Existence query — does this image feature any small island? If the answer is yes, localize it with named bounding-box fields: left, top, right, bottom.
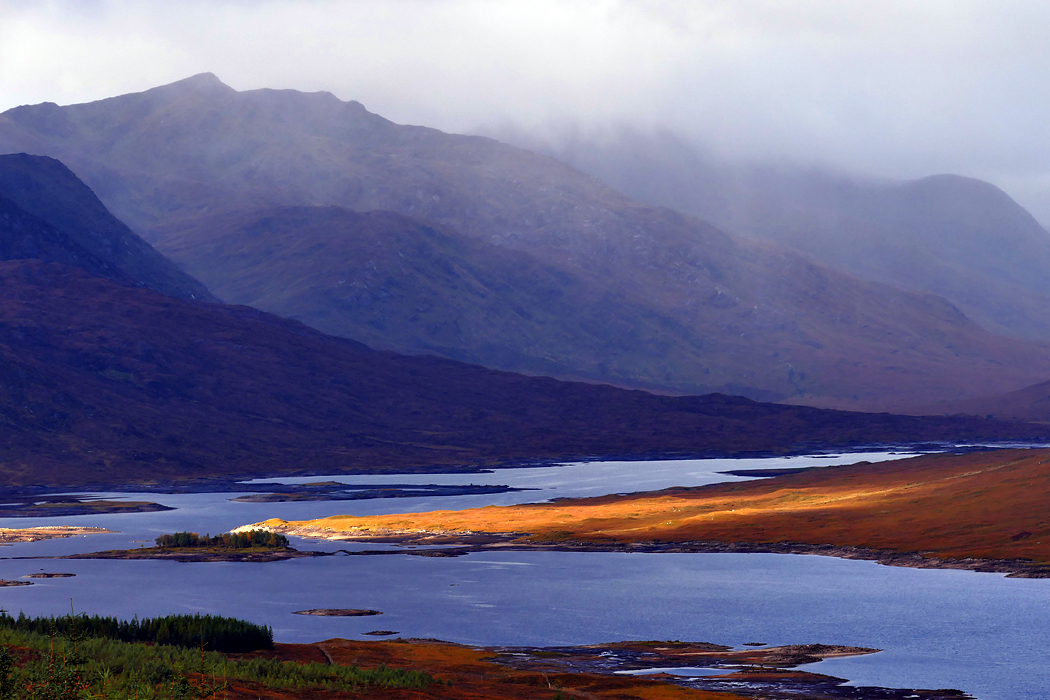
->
left=65, top=529, right=325, bottom=563
left=0, top=526, right=114, bottom=544
left=24, top=573, right=75, bottom=579
left=0, top=497, right=172, bottom=518
left=293, top=609, right=382, bottom=617
left=154, top=530, right=290, bottom=549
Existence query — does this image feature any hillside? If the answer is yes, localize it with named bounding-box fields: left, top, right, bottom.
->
left=917, top=378, right=1050, bottom=422
left=0, top=154, right=214, bottom=301
left=0, top=192, right=140, bottom=285
left=0, top=259, right=1045, bottom=489
left=5, top=75, right=1050, bottom=409
left=527, top=130, right=1050, bottom=341
left=156, top=205, right=719, bottom=386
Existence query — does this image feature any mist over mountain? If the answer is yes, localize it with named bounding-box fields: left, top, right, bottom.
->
left=4, top=75, right=1050, bottom=410
left=0, top=153, right=214, bottom=301
left=509, top=128, right=1050, bottom=342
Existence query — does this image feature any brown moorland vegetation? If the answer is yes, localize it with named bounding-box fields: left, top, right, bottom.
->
left=218, top=638, right=968, bottom=699
left=252, top=448, right=1050, bottom=566
left=273, top=639, right=739, bottom=700
left=3, top=260, right=1047, bottom=489
left=918, top=376, right=1050, bottom=422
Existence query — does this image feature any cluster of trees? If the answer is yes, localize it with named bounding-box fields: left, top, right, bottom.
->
left=0, top=611, right=273, bottom=654
left=154, top=530, right=289, bottom=549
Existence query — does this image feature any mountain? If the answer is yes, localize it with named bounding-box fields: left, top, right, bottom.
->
left=0, top=191, right=139, bottom=285
left=4, top=75, right=1050, bottom=410
left=0, top=153, right=214, bottom=301
left=154, top=205, right=718, bottom=386
left=0, top=259, right=1045, bottom=489
left=518, top=129, right=1050, bottom=342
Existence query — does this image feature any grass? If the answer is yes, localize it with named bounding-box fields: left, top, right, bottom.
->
left=253, top=448, right=1050, bottom=565
left=0, top=625, right=433, bottom=699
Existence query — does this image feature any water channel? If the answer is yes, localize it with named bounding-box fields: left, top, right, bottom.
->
left=0, top=449, right=1043, bottom=699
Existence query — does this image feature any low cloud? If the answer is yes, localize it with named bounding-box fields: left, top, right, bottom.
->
left=3, top=0, right=1050, bottom=219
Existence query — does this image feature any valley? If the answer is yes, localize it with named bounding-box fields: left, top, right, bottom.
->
left=0, top=254, right=1042, bottom=489
left=3, top=69, right=1050, bottom=700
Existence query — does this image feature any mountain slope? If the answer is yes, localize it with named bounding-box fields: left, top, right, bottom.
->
left=0, top=191, right=140, bottom=284
left=0, top=153, right=214, bottom=301
left=524, top=130, right=1050, bottom=341
left=0, top=259, right=1045, bottom=489
left=155, top=205, right=715, bottom=388
left=3, top=75, right=1050, bottom=409
left=917, top=379, right=1050, bottom=422
left=153, top=201, right=1050, bottom=409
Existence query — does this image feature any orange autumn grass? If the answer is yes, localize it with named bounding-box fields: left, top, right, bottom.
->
left=254, top=448, right=1050, bottom=564
left=230, top=639, right=742, bottom=700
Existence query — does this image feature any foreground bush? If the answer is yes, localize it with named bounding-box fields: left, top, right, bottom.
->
left=0, top=620, right=433, bottom=699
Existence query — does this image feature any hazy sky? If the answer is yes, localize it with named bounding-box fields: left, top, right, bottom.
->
left=4, top=0, right=1050, bottom=219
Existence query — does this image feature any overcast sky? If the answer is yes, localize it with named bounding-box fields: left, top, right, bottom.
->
left=4, top=0, right=1050, bottom=219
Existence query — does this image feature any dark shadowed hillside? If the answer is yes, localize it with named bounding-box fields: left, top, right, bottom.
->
left=917, top=379, right=1050, bottom=423
left=0, top=259, right=1044, bottom=489
left=522, top=129, right=1050, bottom=342
left=0, top=153, right=214, bottom=301
left=4, top=75, right=1050, bottom=409
left=0, top=191, right=140, bottom=284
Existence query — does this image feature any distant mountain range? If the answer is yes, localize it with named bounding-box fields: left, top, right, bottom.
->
left=519, top=129, right=1050, bottom=342
left=1, top=258, right=1044, bottom=489
left=3, top=74, right=1050, bottom=411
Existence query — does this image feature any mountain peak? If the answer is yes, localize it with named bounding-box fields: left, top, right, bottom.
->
left=149, top=72, right=235, bottom=97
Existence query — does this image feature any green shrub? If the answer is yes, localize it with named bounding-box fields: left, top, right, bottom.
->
left=0, top=612, right=271, bottom=654
left=0, top=622, right=432, bottom=699
left=154, top=531, right=289, bottom=550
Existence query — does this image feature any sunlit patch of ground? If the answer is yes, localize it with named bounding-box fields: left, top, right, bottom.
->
left=252, top=448, right=1050, bottom=564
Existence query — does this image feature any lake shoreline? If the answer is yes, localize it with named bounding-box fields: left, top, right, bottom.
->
left=244, top=637, right=972, bottom=700
left=44, top=536, right=1050, bottom=578
left=0, top=441, right=1003, bottom=497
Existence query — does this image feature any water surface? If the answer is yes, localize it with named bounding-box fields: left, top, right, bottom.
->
left=0, top=450, right=1040, bottom=700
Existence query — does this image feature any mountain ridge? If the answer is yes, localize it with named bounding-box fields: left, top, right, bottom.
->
left=3, top=76, right=1050, bottom=409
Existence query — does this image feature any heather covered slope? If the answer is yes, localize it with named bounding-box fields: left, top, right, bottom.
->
left=0, top=154, right=214, bottom=301
left=5, top=75, right=1050, bottom=409
left=0, top=192, right=139, bottom=284
left=0, top=259, right=1045, bottom=489
left=918, top=378, right=1050, bottom=423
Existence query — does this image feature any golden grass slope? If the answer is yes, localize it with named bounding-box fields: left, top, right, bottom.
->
left=251, top=448, right=1050, bottom=565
